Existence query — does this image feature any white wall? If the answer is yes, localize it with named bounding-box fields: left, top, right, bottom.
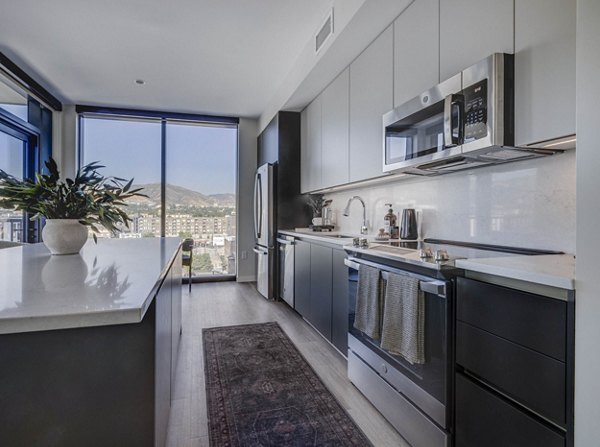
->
left=325, top=151, right=576, bottom=253
left=236, top=118, right=257, bottom=282
left=575, top=0, right=600, bottom=444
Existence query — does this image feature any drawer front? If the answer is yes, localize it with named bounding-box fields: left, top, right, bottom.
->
left=457, top=321, right=566, bottom=426
left=348, top=350, right=449, bottom=447
left=457, top=277, right=566, bottom=361
left=456, top=373, right=565, bottom=447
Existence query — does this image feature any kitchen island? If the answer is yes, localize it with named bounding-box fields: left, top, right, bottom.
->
left=0, top=238, right=182, bottom=447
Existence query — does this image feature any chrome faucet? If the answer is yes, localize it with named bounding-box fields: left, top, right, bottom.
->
left=343, top=196, right=368, bottom=235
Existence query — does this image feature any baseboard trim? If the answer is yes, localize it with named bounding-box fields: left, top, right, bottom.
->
left=236, top=275, right=256, bottom=283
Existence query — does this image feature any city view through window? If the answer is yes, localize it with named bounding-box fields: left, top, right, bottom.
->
left=81, top=116, right=237, bottom=277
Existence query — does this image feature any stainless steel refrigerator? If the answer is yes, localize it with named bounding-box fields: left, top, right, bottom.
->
left=253, top=163, right=274, bottom=299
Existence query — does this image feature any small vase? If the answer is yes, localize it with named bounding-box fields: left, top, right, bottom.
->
left=42, top=219, right=89, bottom=255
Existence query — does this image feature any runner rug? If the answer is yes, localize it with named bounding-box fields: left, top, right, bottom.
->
left=203, top=322, right=372, bottom=446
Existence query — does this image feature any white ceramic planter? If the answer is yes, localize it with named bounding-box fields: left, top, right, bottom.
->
left=42, top=219, right=89, bottom=255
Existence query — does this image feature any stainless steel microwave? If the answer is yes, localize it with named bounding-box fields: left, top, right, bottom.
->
left=382, top=53, right=555, bottom=175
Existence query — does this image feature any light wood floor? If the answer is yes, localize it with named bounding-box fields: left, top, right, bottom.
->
left=166, top=281, right=409, bottom=447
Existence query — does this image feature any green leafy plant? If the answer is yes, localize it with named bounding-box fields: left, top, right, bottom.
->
left=0, top=158, right=146, bottom=242
left=306, top=194, right=332, bottom=217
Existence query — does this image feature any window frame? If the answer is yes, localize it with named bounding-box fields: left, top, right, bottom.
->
left=77, top=106, right=240, bottom=281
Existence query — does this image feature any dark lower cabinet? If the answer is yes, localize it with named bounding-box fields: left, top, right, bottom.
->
left=331, top=248, right=349, bottom=353
left=294, top=240, right=311, bottom=318
left=456, top=373, right=565, bottom=447
left=455, top=277, right=574, bottom=447
left=310, top=244, right=333, bottom=339
left=292, top=239, right=349, bottom=355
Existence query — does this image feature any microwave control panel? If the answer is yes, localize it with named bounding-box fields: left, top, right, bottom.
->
left=463, top=79, right=488, bottom=143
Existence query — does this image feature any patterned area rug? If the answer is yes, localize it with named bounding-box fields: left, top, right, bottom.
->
left=203, top=322, right=372, bottom=446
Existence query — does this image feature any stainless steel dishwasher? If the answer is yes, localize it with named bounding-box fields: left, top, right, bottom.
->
left=277, top=235, right=295, bottom=307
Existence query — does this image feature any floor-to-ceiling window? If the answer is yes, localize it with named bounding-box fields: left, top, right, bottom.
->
left=166, top=122, right=237, bottom=276
left=78, top=109, right=238, bottom=279
left=0, top=71, right=48, bottom=244
left=0, top=130, right=25, bottom=242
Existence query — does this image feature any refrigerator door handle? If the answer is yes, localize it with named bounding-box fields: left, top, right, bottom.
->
left=253, top=172, right=260, bottom=240
left=253, top=247, right=268, bottom=255
left=257, top=173, right=263, bottom=239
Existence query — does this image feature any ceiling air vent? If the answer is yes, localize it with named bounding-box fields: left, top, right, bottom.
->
left=315, top=10, right=334, bottom=53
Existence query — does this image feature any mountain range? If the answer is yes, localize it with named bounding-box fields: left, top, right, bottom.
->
left=128, top=183, right=235, bottom=207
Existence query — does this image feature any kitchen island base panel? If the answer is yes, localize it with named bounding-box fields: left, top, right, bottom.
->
left=0, top=304, right=156, bottom=447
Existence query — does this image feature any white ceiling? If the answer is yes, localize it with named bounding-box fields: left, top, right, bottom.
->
left=0, top=0, right=333, bottom=118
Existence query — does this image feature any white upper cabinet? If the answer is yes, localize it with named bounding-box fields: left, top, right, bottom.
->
left=394, top=0, right=440, bottom=107
left=300, top=96, right=322, bottom=193
left=440, top=0, right=513, bottom=81
left=514, top=0, right=576, bottom=146
left=349, top=25, right=394, bottom=182
left=321, top=68, right=350, bottom=188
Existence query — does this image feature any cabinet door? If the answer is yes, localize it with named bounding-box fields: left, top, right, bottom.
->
left=321, top=68, right=350, bottom=188
left=294, top=240, right=311, bottom=318
left=394, top=0, right=439, bottom=106
left=331, top=249, right=349, bottom=354
left=310, top=243, right=333, bottom=340
left=349, top=25, right=393, bottom=182
left=302, top=96, right=322, bottom=192
left=440, top=0, right=513, bottom=81
left=514, top=0, right=576, bottom=146
left=455, top=373, right=565, bottom=447
left=258, top=114, right=279, bottom=166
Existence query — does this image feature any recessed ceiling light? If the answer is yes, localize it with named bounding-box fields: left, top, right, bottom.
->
left=135, top=79, right=146, bottom=85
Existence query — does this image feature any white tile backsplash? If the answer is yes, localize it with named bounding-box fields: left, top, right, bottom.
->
left=326, top=151, right=576, bottom=253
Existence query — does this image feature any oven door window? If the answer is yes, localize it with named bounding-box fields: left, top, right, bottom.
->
left=348, top=272, right=447, bottom=405
left=385, top=100, right=445, bottom=165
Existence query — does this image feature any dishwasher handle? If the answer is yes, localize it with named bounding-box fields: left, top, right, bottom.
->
left=276, top=237, right=295, bottom=245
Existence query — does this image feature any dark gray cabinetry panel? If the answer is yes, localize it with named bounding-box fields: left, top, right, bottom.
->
left=331, top=248, right=349, bottom=354
left=310, top=243, right=333, bottom=340
left=155, top=272, right=173, bottom=447
left=457, top=277, right=566, bottom=361
left=294, top=240, right=312, bottom=318
left=456, top=373, right=565, bottom=447
left=457, top=321, right=566, bottom=425
left=257, top=112, right=308, bottom=230
left=456, top=276, right=572, bottom=446
left=171, top=256, right=183, bottom=392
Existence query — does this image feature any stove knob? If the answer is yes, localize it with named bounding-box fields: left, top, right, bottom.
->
left=419, top=248, right=433, bottom=259
left=380, top=363, right=388, bottom=375
left=435, top=250, right=450, bottom=261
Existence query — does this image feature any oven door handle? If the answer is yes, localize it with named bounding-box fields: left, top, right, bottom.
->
left=344, top=258, right=447, bottom=297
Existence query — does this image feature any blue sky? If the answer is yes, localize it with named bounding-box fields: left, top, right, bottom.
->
left=81, top=117, right=237, bottom=195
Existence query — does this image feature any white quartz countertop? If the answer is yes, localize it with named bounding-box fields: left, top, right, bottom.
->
left=0, top=237, right=181, bottom=335
left=455, top=254, right=575, bottom=290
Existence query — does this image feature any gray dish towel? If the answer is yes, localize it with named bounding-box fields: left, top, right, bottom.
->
left=354, top=264, right=384, bottom=340
left=380, top=273, right=425, bottom=364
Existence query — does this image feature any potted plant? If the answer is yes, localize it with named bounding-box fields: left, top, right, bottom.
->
left=0, top=158, right=145, bottom=255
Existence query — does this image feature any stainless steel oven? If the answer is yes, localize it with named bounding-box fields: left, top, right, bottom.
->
left=345, top=256, right=453, bottom=447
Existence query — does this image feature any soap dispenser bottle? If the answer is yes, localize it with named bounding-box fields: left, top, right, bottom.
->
left=384, top=204, right=398, bottom=239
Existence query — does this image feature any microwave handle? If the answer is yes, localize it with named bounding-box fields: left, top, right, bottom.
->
left=444, top=93, right=464, bottom=147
